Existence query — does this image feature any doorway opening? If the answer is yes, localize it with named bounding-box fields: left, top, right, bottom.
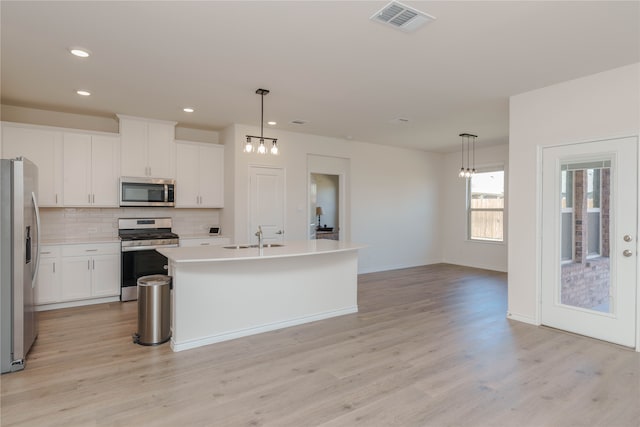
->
left=311, top=173, right=339, bottom=240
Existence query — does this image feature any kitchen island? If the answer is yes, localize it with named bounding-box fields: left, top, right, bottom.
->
left=157, top=240, right=362, bottom=352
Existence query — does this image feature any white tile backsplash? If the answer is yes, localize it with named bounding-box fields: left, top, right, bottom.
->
left=40, top=207, right=221, bottom=240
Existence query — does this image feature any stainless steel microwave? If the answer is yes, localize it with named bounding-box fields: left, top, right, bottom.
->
left=119, top=177, right=175, bottom=207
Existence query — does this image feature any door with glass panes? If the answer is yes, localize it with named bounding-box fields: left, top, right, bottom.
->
left=541, top=137, right=637, bottom=348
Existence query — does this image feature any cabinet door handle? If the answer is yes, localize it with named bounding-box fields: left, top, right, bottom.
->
left=87, top=260, right=91, bottom=270
left=53, top=262, right=55, bottom=273
left=92, top=259, right=95, bottom=270
left=55, top=194, right=58, bottom=204
left=88, top=194, right=91, bottom=203
left=92, top=194, right=95, bottom=204
left=85, top=249, right=98, bottom=252
left=200, top=243, right=210, bottom=246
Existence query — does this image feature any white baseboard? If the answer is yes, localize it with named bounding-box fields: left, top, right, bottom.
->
left=506, top=311, right=539, bottom=325
left=35, top=296, right=120, bottom=311
left=171, top=305, right=358, bottom=352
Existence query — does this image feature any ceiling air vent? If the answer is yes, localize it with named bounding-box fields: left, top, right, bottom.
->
left=370, top=1, right=436, bottom=32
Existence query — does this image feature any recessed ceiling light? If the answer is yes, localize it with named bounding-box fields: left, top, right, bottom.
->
left=267, top=121, right=276, bottom=126
left=69, top=48, right=90, bottom=58
left=183, top=107, right=194, bottom=113
left=76, top=90, right=91, bottom=96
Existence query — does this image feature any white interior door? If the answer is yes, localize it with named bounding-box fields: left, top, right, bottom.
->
left=541, top=137, right=638, bottom=348
left=249, top=166, right=285, bottom=244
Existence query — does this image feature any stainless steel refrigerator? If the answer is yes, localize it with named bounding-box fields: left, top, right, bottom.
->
left=1, top=157, right=41, bottom=373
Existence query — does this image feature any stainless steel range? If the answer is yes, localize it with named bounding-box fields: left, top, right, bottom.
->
left=119, top=217, right=178, bottom=301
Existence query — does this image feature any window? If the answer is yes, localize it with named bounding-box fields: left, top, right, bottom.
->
left=468, top=169, right=504, bottom=242
left=559, top=162, right=610, bottom=262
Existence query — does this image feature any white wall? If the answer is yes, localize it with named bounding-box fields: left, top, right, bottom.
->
left=442, top=144, right=509, bottom=271
left=508, top=63, right=640, bottom=324
left=223, top=124, right=444, bottom=274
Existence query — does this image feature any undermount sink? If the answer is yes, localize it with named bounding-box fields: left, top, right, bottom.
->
left=250, top=243, right=285, bottom=248
left=223, top=243, right=285, bottom=249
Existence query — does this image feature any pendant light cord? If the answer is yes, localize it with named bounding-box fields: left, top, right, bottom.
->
left=260, top=92, right=264, bottom=140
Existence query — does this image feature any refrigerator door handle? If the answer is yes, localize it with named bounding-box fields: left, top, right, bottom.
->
left=31, top=191, right=41, bottom=287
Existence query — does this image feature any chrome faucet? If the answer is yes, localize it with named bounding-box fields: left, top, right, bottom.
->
left=255, top=225, right=263, bottom=250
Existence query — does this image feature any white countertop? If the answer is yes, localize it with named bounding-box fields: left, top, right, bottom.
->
left=40, top=234, right=228, bottom=246
left=41, top=236, right=120, bottom=245
left=158, top=239, right=364, bottom=263
left=177, top=234, right=228, bottom=240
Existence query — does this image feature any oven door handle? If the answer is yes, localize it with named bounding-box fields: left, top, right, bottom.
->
left=121, top=244, right=178, bottom=252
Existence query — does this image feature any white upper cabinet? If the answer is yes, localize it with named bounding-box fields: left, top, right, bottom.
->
left=175, top=140, right=224, bottom=208
left=118, top=115, right=176, bottom=179
left=1, top=123, right=63, bottom=207
left=63, top=132, right=120, bottom=207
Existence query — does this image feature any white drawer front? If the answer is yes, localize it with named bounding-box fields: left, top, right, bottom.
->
left=62, top=242, right=120, bottom=257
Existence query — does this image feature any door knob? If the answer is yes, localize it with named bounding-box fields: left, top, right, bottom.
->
left=623, top=235, right=633, bottom=242
left=623, top=249, right=633, bottom=257
left=276, top=230, right=284, bottom=235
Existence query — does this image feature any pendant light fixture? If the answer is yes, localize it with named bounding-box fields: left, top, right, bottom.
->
left=458, top=133, right=477, bottom=178
left=244, top=88, right=279, bottom=155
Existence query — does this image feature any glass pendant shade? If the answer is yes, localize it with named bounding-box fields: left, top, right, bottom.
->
left=257, top=140, right=266, bottom=154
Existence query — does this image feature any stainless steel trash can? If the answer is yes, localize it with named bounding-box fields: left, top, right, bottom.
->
left=134, top=274, right=171, bottom=346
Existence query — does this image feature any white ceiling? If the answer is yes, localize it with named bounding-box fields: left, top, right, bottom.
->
left=1, top=1, right=638, bottom=152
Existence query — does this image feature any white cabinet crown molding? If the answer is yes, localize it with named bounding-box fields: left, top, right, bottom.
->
left=2, top=120, right=119, bottom=138
left=115, top=114, right=177, bottom=126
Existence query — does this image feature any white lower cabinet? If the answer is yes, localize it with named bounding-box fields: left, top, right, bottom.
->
left=179, top=237, right=230, bottom=247
left=91, top=254, right=121, bottom=297
left=35, top=246, right=62, bottom=304
left=62, top=256, right=93, bottom=300
left=36, top=242, right=120, bottom=309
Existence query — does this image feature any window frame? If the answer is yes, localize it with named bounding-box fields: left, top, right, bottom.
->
left=560, top=169, right=575, bottom=263
left=466, top=166, right=505, bottom=243
left=586, top=168, right=603, bottom=258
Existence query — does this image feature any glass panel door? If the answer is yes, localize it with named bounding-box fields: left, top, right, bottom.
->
left=541, top=137, right=637, bottom=348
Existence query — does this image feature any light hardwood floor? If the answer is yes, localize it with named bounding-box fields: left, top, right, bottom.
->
left=1, top=264, right=639, bottom=426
